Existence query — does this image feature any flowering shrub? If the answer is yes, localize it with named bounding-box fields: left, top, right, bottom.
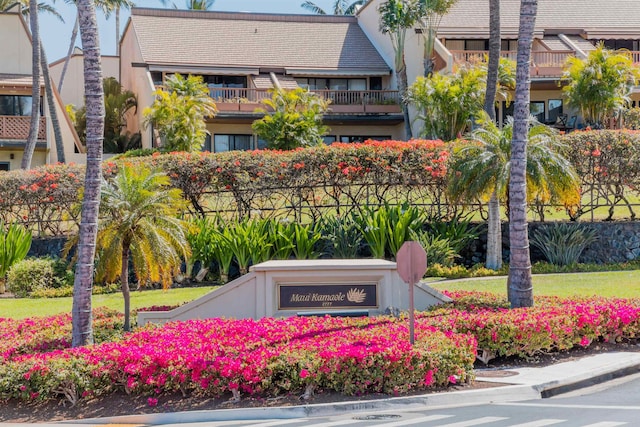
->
left=0, top=308, right=123, bottom=363
left=561, top=130, right=640, bottom=220
left=433, top=291, right=640, bottom=363
left=0, top=164, right=84, bottom=236
left=0, top=314, right=475, bottom=404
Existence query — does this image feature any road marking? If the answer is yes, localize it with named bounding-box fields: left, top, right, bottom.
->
left=581, top=422, right=628, bottom=427
left=308, top=419, right=367, bottom=427
left=402, top=416, right=508, bottom=427
left=505, top=420, right=565, bottom=427
left=368, top=414, right=453, bottom=426
left=236, top=419, right=310, bottom=427
left=498, top=402, right=640, bottom=411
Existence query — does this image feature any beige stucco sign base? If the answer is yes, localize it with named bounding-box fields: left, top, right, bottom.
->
left=137, top=259, right=451, bottom=326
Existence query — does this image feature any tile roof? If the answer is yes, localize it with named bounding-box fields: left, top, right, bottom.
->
left=437, top=0, right=640, bottom=38
left=129, top=8, right=390, bottom=75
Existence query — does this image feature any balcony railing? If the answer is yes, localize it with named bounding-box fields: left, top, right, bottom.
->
left=209, top=88, right=400, bottom=106
left=631, top=51, right=640, bottom=64
left=450, top=49, right=574, bottom=76
left=0, top=116, right=46, bottom=141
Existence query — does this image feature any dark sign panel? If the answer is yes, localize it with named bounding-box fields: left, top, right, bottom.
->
left=277, top=283, right=378, bottom=310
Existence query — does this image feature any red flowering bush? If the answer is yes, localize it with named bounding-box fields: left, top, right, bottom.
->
left=561, top=130, right=640, bottom=220
left=0, top=164, right=85, bottom=235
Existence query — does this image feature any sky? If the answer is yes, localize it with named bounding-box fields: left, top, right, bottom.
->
left=39, top=0, right=339, bottom=62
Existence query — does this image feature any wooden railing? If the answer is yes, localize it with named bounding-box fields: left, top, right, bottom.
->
left=0, top=116, right=46, bottom=141
left=631, top=51, right=640, bottom=64
left=208, top=88, right=400, bottom=106
left=451, top=49, right=574, bottom=67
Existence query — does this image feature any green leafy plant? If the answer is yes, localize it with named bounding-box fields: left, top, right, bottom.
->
left=318, top=215, right=362, bottom=259
left=291, top=222, right=322, bottom=260
left=7, top=258, right=53, bottom=298
left=412, top=230, right=457, bottom=266
left=530, top=223, right=599, bottom=266
left=0, top=221, right=32, bottom=293
left=427, top=215, right=481, bottom=254
left=266, top=219, right=296, bottom=260
left=186, top=217, right=218, bottom=280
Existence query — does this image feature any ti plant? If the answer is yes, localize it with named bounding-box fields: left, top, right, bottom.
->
left=0, top=221, right=32, bottom=293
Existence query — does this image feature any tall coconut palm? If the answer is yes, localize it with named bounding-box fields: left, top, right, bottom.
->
left=161, top=0, right=214, bottom=10
left=22, top=0, right=41, bottom=170
left=71, top=0, right=104, bottom=347
left=448, top=114, right=579, bottom=272
left=508, top=0, right=539, bottom=308
left=300, top=0, right=365, bottom=15
left=96, top=165, right=190, bottom=331
left=379, top=0, right=416, bottom=139
left=483, top=0, right=500, bottom=121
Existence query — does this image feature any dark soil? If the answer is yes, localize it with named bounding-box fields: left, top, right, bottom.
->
left=3, top=341, right=640, bottom=423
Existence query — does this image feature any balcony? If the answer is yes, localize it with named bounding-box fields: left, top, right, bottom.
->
left=209, top=88, right=402, bottom=114
left=450, top=50, right=575, bottom=77
left=0, top=116, right=46, bottom=141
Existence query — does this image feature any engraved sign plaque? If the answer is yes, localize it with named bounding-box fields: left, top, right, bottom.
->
left=277, top=283, right=378, bottom=310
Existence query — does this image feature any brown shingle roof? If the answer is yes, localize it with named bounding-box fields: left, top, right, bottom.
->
left=130, top=8, right=390, bottom=74
left=438, top=0, right=640, bottom=39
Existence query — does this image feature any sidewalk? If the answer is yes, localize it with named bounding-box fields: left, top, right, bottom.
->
left=45, top=351, right=640, bottom=426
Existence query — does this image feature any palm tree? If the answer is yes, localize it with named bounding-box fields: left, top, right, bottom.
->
left=300, top=0, right=365, bottom=15
left=161, top=0, right=214, bottom=10
left=96, top=165, right=190, bottom=331
left=508, top=0, right=539, bottom=308
left=378, top=0, right=416, bottom=139
left=483, top=0, right=500, bottom=121
left=22, top=0, right=41, bottom=169
left=563, top=43, right=640, bottom=128
left=448, top=114, right=579, bottom=272
left=71, top=0, right=105, bottom=347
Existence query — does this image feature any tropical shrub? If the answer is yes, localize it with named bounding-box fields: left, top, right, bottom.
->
left=412, top=232, right=457, bottom=266
left=426, top=215, right=481, bottom=254
left=252, top=88, right=330, bottom=150
left=622, top=107, right=640, bottom=130
left=530, top=223, right=599, bottom=266
left=0, top=221, right=32, bottom=294
left=29, top=283, right=119, bottom=299
left=318, top=215, right=362, bottom=259
left=143, top=74, right=217, bottom=152
left=7, top=258, right=56, bottom=298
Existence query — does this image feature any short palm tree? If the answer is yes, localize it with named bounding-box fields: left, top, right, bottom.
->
left=96, top=165, right=191, bottom=331
left=448, top=114, right=579, bottom=270
left=301, top=0, right=365, bottom=15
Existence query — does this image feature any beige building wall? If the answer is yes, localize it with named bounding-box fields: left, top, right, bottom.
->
left=357, top=0, right=426, bottom=139
left=0, top=9, right=32, bottom=74
left=120, top=24, right=156, bottom=149
left=49, top=51, right=120, bottom=108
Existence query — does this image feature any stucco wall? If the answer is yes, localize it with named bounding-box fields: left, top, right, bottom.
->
left=0, top=11, right=32, bottom=75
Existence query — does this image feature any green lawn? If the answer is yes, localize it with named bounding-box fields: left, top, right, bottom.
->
left=0, top=286, right=218, bottom=320
left=429, top=270, right=640, bottom=299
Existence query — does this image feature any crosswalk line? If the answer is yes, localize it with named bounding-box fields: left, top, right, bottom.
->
left=236, top=419, right=310, bottom=427
left=506, top=420, right=566, bottom=427
left=580, top=422, right=628, bottom=427
left=366, top=414, right=453, bottom=426
left=305, top=419, right=368, bottom=427
left=424, top=416, right=509, bottom=427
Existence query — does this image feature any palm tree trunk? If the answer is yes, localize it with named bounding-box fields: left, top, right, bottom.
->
left=485, top=191, right=502, bottom=269
left=39, top=43, right=66, bottom=164
left=397, top=63, right=413, bottom=140
left=121, top=243, right=131, bottom=332
left=483, top=0, right=500, bottom=121
left=58, top=13, right=79, bottom=94
left=22, top=0, right=41, bottom=170
left=507, top=0, right=537, bottom=309
left=115, top=6, right=120, bottom=56
left=72, top=0, right=105, bottom=347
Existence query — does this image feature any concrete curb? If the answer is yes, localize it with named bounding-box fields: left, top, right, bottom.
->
left=58, top=353, right=640, bottom=425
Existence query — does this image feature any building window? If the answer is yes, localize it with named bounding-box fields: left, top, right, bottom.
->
left=548, top=99, right=563, bottom=123
left=295, top=78, right=368, bottom=91
left=0, top=162, right=9, bottom=171
left=370, top=77, right=383, bottom=91
left=323, top=135, right=337, bottom=144
left=0, top=95, right=42, bottom=116
left=530, top=101, right=545, bottom=122
left=339, top=136, right=391, bottom=143
left=213, top=134, right=252, bottom=152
